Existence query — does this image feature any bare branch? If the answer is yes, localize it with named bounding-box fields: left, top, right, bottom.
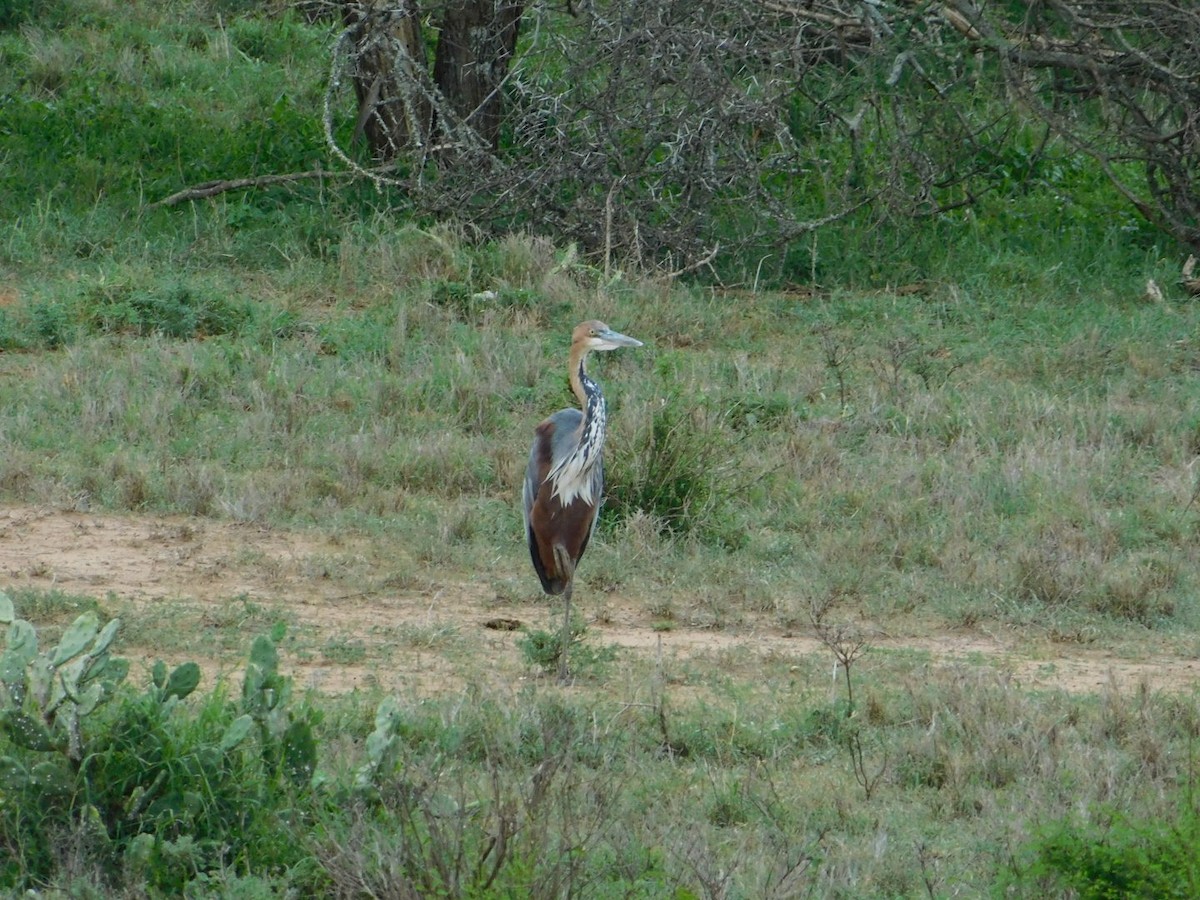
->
left=147, top=168, right=348, bottom=209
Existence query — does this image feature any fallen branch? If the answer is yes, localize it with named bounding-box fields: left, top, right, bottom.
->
left=147, top=167, right=359, bottom=209
left=148, top=169, right=336, bottom=208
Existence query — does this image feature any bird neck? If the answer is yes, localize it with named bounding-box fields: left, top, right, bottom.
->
left=568, top=342, right=591, bottom=409
left=546, top=341, right=607, bottom=505
left=568, top=343, right=606, bottom=449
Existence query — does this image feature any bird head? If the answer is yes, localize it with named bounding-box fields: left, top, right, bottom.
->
left=573, top=320, right=643, bottom=352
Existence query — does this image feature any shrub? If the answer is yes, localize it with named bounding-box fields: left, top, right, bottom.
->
left=517, top=621, right=617, bottom=679
left=0, top=594, right=315, bottom=893
left=78, top=276, right=251, bottom=339
left=607, top=382, right=742, bottom=546
left=1004, top=805, right=1200, bottom=898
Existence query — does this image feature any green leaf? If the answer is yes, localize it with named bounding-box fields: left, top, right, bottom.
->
left=75, top=682, right=105, bottom=716
left=0, top=593, right=13, bottom=625
left=79, top=803, right=109, bottom=844
left=51, top=611, right=100, bottom=666
left=248, top=635, right=278, bottom=674
left=90, top=618, right=120, bottom=656
left=79, top=651, right=118, bottom=686
left=0, top=755, right=28, bottom=789
left=164, top=662, right=201, bottom=700
left=125, top=833, right=156, bottom=873
left=220, top=714, right=254, bottom=751
left=182, top=790, right=205, bottom=816
left=364, top=728, right=396, bottom=769
left=151, top=659, right=166, bottom=689
left=6, top=620, right=37, bottom=665
left=2, top=710, right=55, bottom=751
left=282, top=718, right=316, bottom=784
left=374, top=695, right=402, bottom=733
left=0, top=652, right=25, bottom=694
left=30, top=760, right=73, bottom=795
left=100, top=656, right=129, bottom=688
left=242, top=663, right=265, bottom=706
left=27, top=656, right=52, bottom=707
left=57, top=657, right=87, bottom=694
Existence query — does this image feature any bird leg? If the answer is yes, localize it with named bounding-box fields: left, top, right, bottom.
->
left=553, top=545, right=575, bottom=683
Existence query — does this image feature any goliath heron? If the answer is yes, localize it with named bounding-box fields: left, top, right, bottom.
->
left=522, top=320, right=642, bottom=681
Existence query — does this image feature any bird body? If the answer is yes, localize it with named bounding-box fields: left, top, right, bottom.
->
left=524, top=406, right=600, bottom=595
left=522, top=320, right=641, bottom=677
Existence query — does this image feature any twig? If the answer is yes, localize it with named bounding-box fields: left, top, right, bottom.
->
left=663, top=243, right=721, bottom=280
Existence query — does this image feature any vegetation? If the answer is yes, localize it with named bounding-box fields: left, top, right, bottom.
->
left=0, top=0, right=1199, bottom=896
left=324, top=0, right=1200, bottom=269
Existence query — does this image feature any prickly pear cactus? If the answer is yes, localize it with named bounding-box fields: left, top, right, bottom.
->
left=0, top=591, right=129, bottom=763
left=355, top=695, right=403, bottom=790
left=241, top=629, right=316, bottom=785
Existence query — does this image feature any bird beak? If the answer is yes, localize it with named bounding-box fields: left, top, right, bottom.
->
left=597, top=328, right=643, bottom=349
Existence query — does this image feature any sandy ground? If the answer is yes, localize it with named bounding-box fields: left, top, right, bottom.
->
left=2, top=504, right=1197, bottom=696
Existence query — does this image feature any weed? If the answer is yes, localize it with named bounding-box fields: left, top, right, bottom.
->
left=388, top=622, right=460, bottom=651
left=517, top=621, right=617, bottom=679
left=608, top=387, right=741, bottom=544
left=1, top=587, right=100, bottom=626
left=321, top=637, right=368, bottom=665
left=77, top=275, right=252, bottom=339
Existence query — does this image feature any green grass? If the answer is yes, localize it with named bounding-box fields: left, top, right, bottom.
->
left=2, top=0, right=1200, bottom=895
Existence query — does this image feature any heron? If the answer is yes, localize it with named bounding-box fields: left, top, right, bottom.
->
left=522, top=320, right=642, bottom=681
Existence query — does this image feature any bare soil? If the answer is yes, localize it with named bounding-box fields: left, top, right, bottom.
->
left=2, top=505, right=1197, bottom=696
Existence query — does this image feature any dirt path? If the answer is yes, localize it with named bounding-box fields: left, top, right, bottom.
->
left=2, top=505, right=1196, bottom=695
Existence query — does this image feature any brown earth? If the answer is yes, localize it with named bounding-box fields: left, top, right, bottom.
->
left=2, top=504, right=1197, bottom=696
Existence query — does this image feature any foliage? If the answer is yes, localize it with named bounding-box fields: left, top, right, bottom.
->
left=516, top=621, right=617, bottom=678
left=319, top=0, right=1198, bottom=274
left=320, top=691, right=682, bottom=899
left=951, top=0, right=1200, bottom=252
left=241, top=628, right=318, bottom=787
left=0, top=593, right=128, bottom=765
left=0, top=596, right=314, bottom=893
left=1003, top=803, right=1200, bottom=898
left=77, top=276, right=253, bottom=340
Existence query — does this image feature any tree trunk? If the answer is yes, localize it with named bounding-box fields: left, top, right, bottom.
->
left=341, top=1, right=431, bottom=161
left=432, top=1, right=525, bottom=152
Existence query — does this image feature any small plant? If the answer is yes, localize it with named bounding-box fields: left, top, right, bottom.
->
left=809, top=600, right=887, bottom=799
left=0, top=593, right=332, bottom=892
left=816, top=324, right=855, bottom=413
left=517, top=620, right=616, bottom=678
left=609, top=381, right=741, bottom=545
left=78, top=276, right=251, bottom=339
left=354, top=695, right=404, bottom=792
left=241, top=627, right=318, bottom=787
left=809, top=599, right=873, bottom=716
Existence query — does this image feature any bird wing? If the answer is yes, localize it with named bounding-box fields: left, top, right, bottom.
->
left=523, top=409, right=582, bottom=532
left=524, top=409, right=603, bottom=594
left=546, top=391, right=606, bottom=506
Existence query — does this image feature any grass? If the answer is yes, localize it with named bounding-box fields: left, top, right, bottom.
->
left=4, top=225, right=1199, bottom=893
left=6, top=277, right=1197, bottom=641
left=2, top=0, right=1200, bottom=895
